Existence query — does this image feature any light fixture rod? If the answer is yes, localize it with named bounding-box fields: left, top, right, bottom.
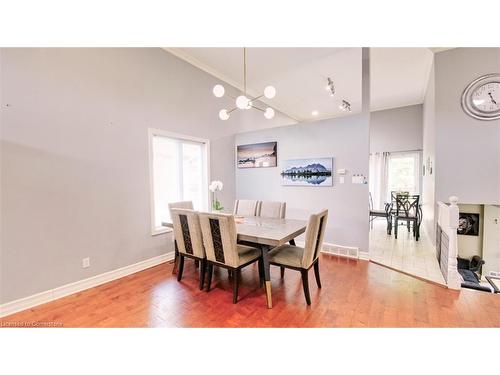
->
left=251, top=105, right=265, bottom=112
left=243, top=47, right=247, bottom=96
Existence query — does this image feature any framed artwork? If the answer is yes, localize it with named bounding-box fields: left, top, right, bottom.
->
left=281, top=157, right=333, bottom=186
left=458, top=213, right=480, bottom=236
left=237, top=142, right=277, bottom=168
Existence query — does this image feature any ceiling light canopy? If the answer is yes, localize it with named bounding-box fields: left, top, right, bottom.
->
left=339, top=100, right=351, bottom=112
left=213, top=48, right=276, bottom=121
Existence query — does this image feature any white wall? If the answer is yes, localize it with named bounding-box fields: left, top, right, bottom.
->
left=370, top=104, right=423, bottom=153
left=422, top=62, right=436, bottom=243
left=434, top=48, right=500, bottom=205
left=235, top=114, right=370, bottom=254
left=0, top=48, right=293, bottom=304
left=483, top=205, right=500, bottom=276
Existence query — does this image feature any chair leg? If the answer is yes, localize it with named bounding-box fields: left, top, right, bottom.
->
left=280, top=267, right=285, bottom=278
left=232, top=269, right=240, bottom=304
left=301, top=269, right=311, bottom=305
left=407, top=221, right=410, bottom=232
left=177, top=254, right=185, bottom=282
left=206, top=263, right=213, bottom=292
left=387, top=216, right=392, bottom=235
left=228, top=269, right=233, bottom=278
left=258, top=258, right=264, bottom=287
left=199, top=259, right=206, bottom=290
left=313, top=260, right=322, bottom=288
left=172, top=240, right=179, bottom=274
left=394, top=219, right=398, bottom=239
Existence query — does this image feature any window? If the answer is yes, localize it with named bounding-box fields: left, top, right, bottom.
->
left=386, top=151, right=420, bottom=201
left=149, top=129, right=209, bottom=235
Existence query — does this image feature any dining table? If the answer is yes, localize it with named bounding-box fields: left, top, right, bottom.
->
left=162, top=215, right=308, bottom=309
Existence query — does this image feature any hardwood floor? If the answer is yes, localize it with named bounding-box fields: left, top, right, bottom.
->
left=2, top=254, right=500, bottom=327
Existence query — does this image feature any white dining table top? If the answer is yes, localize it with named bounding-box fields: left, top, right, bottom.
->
left=162, top=216, right=307, bottom=247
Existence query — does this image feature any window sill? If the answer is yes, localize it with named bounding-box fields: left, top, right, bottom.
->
left=151, top=227, right=173, bottom=236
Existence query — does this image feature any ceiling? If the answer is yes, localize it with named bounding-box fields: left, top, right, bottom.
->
left=166, top=47, right=434, bottom=123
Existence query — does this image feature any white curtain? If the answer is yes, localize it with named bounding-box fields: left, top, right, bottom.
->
left=369, top=152, right=389, bottom=210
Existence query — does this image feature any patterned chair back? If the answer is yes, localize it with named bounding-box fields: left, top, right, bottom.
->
left=301, top=210, right=328, bottom=268
left=395, top=194, right=420, bottom=219
left=198, top=212, right=240, bottom=268
left=233, top=199, right=258, bottom=216
left=257, top=201, right=286, bottom=219
left=170, top=208, right=205, bottom=258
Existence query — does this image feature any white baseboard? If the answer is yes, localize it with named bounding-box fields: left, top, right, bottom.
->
left=294, top=240, right=360, bottom=260
left=0, top=252, right=174, bottom=318
left=358, top=251, right=370, bottom=261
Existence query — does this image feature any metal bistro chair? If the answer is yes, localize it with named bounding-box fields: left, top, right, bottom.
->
left=394, top=194, right=421, bottom=241
left=369, top=192, right=392, bottom=234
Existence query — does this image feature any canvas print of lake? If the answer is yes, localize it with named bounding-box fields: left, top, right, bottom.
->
left=237, top=142, right=277, bottom=168
left=281, top=158, right=333, bottom=186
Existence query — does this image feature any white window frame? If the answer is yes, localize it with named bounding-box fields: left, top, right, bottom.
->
left=386, top=150, right=421, bottom=199
left=148, top=128, right=210, bottom=236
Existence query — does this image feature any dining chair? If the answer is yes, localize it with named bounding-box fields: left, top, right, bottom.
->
left=256, top=201, right=286, bottom=219
left=168, top=201, right=194, bottom=274
left=233, top=199, right=259, bottom=216
left=198, top=211, right=263, bottom=304
left=369, top=192, right=392, bottom=234
left=268, top=210, right=328, bottom=305
left=170, top=208, right=207, bottom=290
left=394, top=194, right=421, bottom=241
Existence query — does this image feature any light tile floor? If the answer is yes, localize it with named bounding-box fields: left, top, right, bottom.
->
left=369, top=219, right=446, bottom=285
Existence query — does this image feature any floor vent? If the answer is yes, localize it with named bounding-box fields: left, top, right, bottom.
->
left=321, top=242, right=359, bottom=259
left=489, top=271, right=500, bottom=277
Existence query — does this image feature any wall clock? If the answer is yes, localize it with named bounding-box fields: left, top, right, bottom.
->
left=461, top=73, right=500, bottom=121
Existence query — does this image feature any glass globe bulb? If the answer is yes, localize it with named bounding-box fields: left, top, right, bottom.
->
left=264, top=86, right=276, bottom=99
left=264, top=107, right=275, bottom=119
left=236, top=95, right=250, bottom=109
left=213, top=84, right=225, bottom=98
left=219, top=109, right=230, bottom=120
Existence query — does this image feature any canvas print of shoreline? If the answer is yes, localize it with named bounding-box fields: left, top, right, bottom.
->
left=237, top=142, right=277, bottom=168
left=281, top=158, right=333, bottom=186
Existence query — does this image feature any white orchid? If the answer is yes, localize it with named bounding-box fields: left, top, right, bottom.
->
left=209, top=180, right=223, bottom=192
left=209, top=180, right=224, bottom=211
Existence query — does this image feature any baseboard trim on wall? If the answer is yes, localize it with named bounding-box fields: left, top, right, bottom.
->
left=294, top=240, right=360, bottom=260
left=358, top=251, right=370, bottom=261
left=0, top=252, right=174, bottom=318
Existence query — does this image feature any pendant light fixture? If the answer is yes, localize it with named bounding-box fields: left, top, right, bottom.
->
left=213, top=48, right=276, bottom=121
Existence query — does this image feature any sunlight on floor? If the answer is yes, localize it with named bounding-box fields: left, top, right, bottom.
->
left=369, top=219, right=446, bottom=285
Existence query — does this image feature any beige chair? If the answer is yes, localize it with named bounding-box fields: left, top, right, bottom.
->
left=170, top=208, right=207, bottom=290
left=268, top=210, right=328, bottom=305
left=198, top=211, right=263, bottom=304
left=168, top=201, right=194, bottom=274
left=233, top=199, right=259, bottom=216
left=257, top=201, right=286, bottom=219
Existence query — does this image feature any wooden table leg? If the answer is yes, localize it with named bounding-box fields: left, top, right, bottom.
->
left=260, top=245, right=272, bottom=309
left=289, top=239, right=296, bottom=246
left=172, top=240, right=179, bottom=275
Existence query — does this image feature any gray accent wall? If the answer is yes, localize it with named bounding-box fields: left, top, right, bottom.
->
left=235, top=113, right=370, bottom=253
left=434, top=48, right=500, bottom=205
left=370, top=104, right=423, bottom=153
left=0, top=48, right=291, bottom=304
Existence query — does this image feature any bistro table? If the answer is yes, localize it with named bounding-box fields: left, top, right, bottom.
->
left=162, top=216, right=307, bottom=308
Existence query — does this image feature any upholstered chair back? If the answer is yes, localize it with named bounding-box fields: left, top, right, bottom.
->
left=199, top=212, right=240, bottom=268
left=233, top=199, right=258, bottom=216
left=168, top=201, right=194, bottom=221
left=170, top=208, right=205, bottom=258
left=257, top=201, right=286, bottom=219
left=301, top=210, right=328, bottom=268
